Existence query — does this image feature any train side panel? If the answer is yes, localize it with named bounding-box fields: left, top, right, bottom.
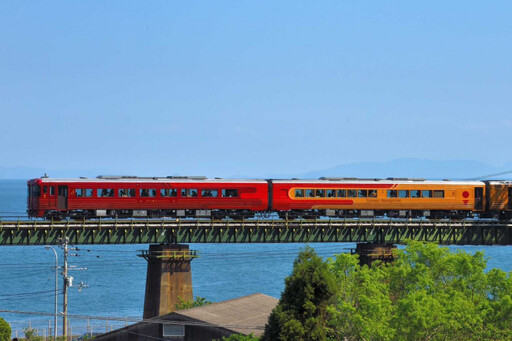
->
left=272, top=180, right=485, bottom=216
left=28, top=179, right=268, bottom=218
left=65, top=181, right=268, bottom=212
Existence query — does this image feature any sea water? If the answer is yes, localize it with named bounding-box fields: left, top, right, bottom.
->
left=0, top=179, right=511, bottom=335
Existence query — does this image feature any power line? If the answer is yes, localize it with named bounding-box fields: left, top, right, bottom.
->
left=465, top=170, right=512, bottom=181
left=0, top=290, right=59, bottom=298
left=0, top=309, right=265, bottom=331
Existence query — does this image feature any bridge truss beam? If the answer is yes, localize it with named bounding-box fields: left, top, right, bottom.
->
left=1, top=219, right=511, bottom=246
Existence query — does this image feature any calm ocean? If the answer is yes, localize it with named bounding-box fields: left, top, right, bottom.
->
left=1, top=179, right=511, bottom=336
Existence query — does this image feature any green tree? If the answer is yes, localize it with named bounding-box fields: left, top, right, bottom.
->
left=23, top=327, right=44, bottom=341
left=0, top=318, right=10, bottom=341
left=261, top=246, right=336, bottom=341
left=175, top=296, right=212, bottom=310
left=327, top=241, right=512, bottom=341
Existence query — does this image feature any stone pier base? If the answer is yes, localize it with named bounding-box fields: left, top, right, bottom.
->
left=140, top=244, right=197, bottom=319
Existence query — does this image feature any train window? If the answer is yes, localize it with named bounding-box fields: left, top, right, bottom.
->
left=410, top=190, right=421, bottom=198
left=358, top=190, right=368, bottom=198
left=337, top=189, right=346, bottom=197
left=201, top=189, right=218, bottom=197
left=140, top=189, right=157, bottom=197
left=368, top=190, right=377, bottom=198
left=85, top=189, right=93, bottom=197
left=98, top=189, right=114, bottom=197
left=387, top=190, right=397, bottom=198
left=50, top=186, right=55, bottom=196
left=315, top=189, right=325, bottom=198
left=161, top=189, right=177, bottom=197
left=119, top=189, right=136, bottom=197
left=348, top=190, right=357, bottom=198
left=327, top=189, right=336, bottom=198
left=43, top=186, right=47, bottom=194
left=399, top=190, right=409, bottom=198
left=433, top=190, right=445, bottom=198
left=76, top=189, right=84, bottom=198
left=222, top=189, right=238, bottom=198
left=306, top=189, right=314, bottom=197
left=295, top=189, right=304, bottom=198
left=34, top=186, right=41, bottom=197
left=422, top=190, right=432, bottom=198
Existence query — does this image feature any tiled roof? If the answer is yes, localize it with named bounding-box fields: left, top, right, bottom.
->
left=171, top=293, right=278, bottom=336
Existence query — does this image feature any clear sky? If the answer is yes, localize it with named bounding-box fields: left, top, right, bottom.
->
left=1, top=1, right=511, bottom=177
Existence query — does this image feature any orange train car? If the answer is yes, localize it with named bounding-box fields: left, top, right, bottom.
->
left=272, top=178, right=486, bottom=219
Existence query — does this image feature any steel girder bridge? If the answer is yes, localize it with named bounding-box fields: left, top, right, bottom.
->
left=1, top=218, right=511, bottom=246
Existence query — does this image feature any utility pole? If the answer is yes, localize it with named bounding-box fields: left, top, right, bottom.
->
left=59, top=237, right=87, bottom=341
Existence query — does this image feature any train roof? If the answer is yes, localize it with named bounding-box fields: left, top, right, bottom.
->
left=32, top=176, right=268, bottom=184
left=485, top=180, right=512, bottom=185
left=29, top=176, right=485, bottom=186
left=271, top=178, right=485, bottom=186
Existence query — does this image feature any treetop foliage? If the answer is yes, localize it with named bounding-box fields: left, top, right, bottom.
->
left=0, top=318, right=10, bottom=341
left=327, top=241, right=512, bottom=340
left=261, top=241, right=512, bottom=341
left=23, top=327, right=44, bottom=341
left=262, top=246, right=337, bottom=341
left=175, top=296, right=212, bottom=310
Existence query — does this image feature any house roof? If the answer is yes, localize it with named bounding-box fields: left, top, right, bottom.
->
left=171, top=293, right=278, bottom=336
left=95, top=293, right=278, bottom=340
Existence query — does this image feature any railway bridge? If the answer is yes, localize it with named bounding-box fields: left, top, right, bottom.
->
left=1, top=218, right=511, bottom=246
left=2, top=218, right=512, bottom=323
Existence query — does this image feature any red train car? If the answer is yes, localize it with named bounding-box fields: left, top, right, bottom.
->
left=27, top=176, right=268, bottom=219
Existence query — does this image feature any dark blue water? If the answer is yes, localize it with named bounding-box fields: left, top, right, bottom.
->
left=1, top=180, right=511, bottom=336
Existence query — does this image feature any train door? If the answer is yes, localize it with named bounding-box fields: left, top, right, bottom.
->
left=49, top=185, right=57, bottom=208
left=475, top=187, right=483, bottom=210
left=57, top=185, right=68, bottom=210
left=508, top=187, right=512, bottom=210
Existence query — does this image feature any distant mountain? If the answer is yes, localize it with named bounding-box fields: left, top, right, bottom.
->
left=300, top=159, right=512, bottom=180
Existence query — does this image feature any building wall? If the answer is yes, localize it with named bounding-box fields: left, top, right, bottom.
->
left=95, top=320, right=235, bottom=341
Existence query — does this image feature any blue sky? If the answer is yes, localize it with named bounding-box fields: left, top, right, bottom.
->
left=1, top=1, right=511, bottom=177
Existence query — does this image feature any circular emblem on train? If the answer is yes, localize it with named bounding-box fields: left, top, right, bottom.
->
left=462, top=191, right=470, bottom=198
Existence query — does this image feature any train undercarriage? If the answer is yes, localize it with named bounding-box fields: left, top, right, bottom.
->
left=44, top=209, right=259, bottom=220
left=277, top=209, right=477, bottom=220
left=42, top=208, right=512, bottom=221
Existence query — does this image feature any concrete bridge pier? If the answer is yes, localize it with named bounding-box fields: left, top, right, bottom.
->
left=352, top=243, right=397, bottom=267
left=139, top=244, right=198, bottom=319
